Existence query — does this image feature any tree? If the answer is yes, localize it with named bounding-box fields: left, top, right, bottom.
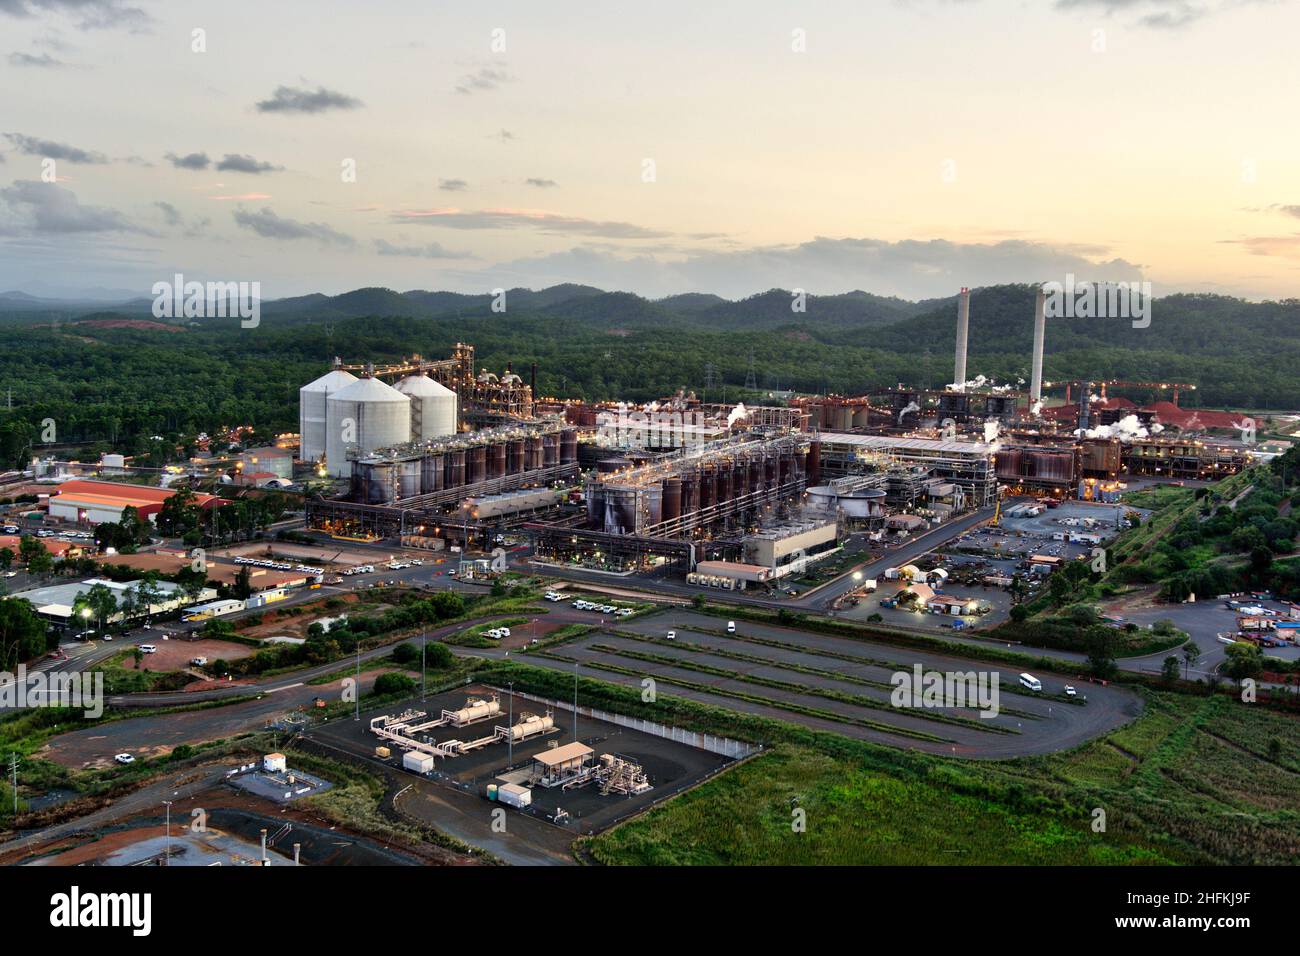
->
left=1182, top=641, right=1201, bottom=680
left=0, top=548, right=12, bottom=571
left=373, top=672, right=415, bottom=696
left=0, top=597, right=48, bottom=670
left=1086, top=628, right=1119, bottom=680
left=19, top=537, right=52, bottom=577
left=1223, top=643, right=1263, bottom=683
left=424, top=642, right=454, bottom=669
left=1161, top=655, right=1181, bottom=683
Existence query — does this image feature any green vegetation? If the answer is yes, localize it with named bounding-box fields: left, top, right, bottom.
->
left=2, top=284, right=1297, bottom=467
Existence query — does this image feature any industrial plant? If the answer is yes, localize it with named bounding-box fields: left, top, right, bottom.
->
left=293, top=289, right=1255, bottom=588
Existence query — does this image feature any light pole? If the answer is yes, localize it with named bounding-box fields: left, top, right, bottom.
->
left=421, top=632, right=426, bottom=700
left=163, top=800, right=172, bottom=866
left=354, top=644, right=360, bottom=721
left=507, top=681, right=514, bottom=765
left=573, top=664, right=579, bottom=743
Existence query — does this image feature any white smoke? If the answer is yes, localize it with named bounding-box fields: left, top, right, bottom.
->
left=898, top=401, right=921, bottom=423
left=983, top=420, right=1001, bottom=443
left=948, top=374, right=991, bottom=391
left=1030, top=400, right=1043, bottom=416
left=726, top=403, right=749, bottom=428
left=1077, top=413, right=1149, bottom=441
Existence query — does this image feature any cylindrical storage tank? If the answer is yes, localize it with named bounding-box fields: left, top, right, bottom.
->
left=805, top=485, right=838, bottom=513
left=717, top=464, right=733, bottom=503
left=543, top=434, right=558, bottom=468
left=597, top=457, right=631, bottom=474
left=491, top=442, right=507, bottom=479
left=353, top=459, right=394, bottom=504
left=421, top=453, right=444, bottom=494
left=560, top=428, right=578, bottom=464
left=453, top=698, right=500, bottom=723
left=643, top=483, right=663, bottom=527
left=467, top=445, right=487, bottom=484
left=528, top=436, right=544, bottom=471
left=835, top=406, right=854, bottom=431
left=299, top=368, right=357, bottom=464
left=507, top=439, right=525, bottom=474
left=680, top=473, right=697, bottom=515
left=852, top=406, right=871, bottom=429
left=603, top=486, right=638, bottom=534
left=839, top=488, right=886, bottom=519
left=446, top=449, right=466, bottom=488
left=395, top=373, right=457, bottom=443
left=325, top=377, right=411, bottom=478
left=806, top=441, right=822, bottom=488
left=397, top=459, right=421, bottom=499
left=699, top=466, right=715, bottom=509
left=662, top=477, right=682, bottom=522
left=586, top=482, right=605, bottom=527
left=508, top=714, right=554, bottom=741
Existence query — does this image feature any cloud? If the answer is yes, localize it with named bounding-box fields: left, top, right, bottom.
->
left=0, top=179, right=139, bottom=234
left=7, top=51, right=68, bottom=67
left=454, top=66, right=513, bottom=95
left=165, top=150, right=211, bottom=170
left=392, top=207, right=671, bottom=239
left=1266, top=204, right=1300, bottom=220
left=209, top=192, right=272, bottom=201
left=154, top=200, right=181, bottom=227
left=374, top=238, right=471, bottom=259
left=233, top=206, right=353, bottom=245
left=254, top=84, right=363, bottom=114
left=438, top=178, right=468, bottom=191
left=4, top=132, right=107, bottom=164
left=491, top=128, right=515, bottom=143
left=215, top=153, right=282, bottom=174
left=1224, top=235, right=1300, bottom=258
left=1052, top=0, right=1267, bottom=29
left=524, top=178, right=558, bottom=188
left=461, top=235, right=1148, bottom=300
left=0, top=0, right=151, bottom=31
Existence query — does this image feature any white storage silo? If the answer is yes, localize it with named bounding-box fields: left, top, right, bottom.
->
left=299, top=366, right=358, bottom=464
left=395, top=373, right=458, bottom=442
left=324, top=377, right=411, bottom=477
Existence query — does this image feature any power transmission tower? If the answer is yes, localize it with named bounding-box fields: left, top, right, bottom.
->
left=744, top=351, right=758, bottom=391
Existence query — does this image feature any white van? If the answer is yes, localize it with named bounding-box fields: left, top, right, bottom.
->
left=726, top=621, right=737, bottom=634
left=139, top=644, right=157, bottom=654
left=1018, top=673, right=1043, bottom=692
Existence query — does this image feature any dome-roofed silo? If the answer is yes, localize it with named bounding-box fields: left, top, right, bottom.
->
left=324, top=374, right=410, bottom=477
left=395, top=373, right=458, bottom=442
left=299, top=361, right=357, bottom=464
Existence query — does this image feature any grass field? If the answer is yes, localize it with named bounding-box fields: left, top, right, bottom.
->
left=582, top=689, right=1300, bottom=866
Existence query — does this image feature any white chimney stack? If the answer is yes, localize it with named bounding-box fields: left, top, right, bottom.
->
left=954, top=287, right=970, bottom=391
left=1030, top=286, right=1046, bottom=409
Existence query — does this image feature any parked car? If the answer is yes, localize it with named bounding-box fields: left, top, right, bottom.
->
left=114, top=753, right=135, bottom=765
left=1064, top=685, right=1077, bottom=697
left=190, top=656, right=208, bottom=666
left=139, top=644, right=157, bottom=654
left=726, top=621, right=737, bottom=634
left=666, top=631, right=676, bottom=640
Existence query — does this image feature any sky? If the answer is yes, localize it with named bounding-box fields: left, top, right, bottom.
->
left=1, top=0, right=1298, bottom=302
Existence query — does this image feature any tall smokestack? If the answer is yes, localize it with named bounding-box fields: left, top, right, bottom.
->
left=953, top=287, right=970, bottom=390
left=1030, top=286, right=1046, bottom=409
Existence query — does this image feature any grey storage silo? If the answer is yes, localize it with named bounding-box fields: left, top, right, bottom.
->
left=324, top=377, right=411, bottom=478
left=299, top=367, right=357, bottom=464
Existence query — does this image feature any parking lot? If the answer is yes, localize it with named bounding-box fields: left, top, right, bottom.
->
left=523, top=610, right=1143, bottom=759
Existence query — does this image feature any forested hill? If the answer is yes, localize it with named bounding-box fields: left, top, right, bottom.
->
left=0, top=283, right=1296, bottom=466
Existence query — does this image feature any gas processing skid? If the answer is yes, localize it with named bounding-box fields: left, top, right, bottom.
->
left=370, top=696, right=559, bottom=764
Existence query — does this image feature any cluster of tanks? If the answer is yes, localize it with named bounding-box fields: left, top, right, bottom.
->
left=300, top=361, right=458, bottom=477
